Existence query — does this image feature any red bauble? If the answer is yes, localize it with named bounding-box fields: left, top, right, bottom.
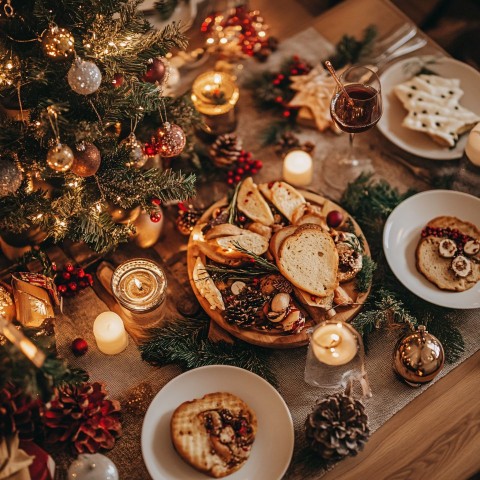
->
left=155, top=122, right=186, bottom=157
left=150, top=212, right=162, bottom=223
left=326, top=210, right=344, bottom=228
left=143, top=58, right=167, bottom=84
left=71, top=143, right=101, bottom=177
left=112, top=73, right=124, bottom=88
left=151, top=198, right=161, bottom=206
left=71, top=338, right=88, bottom=357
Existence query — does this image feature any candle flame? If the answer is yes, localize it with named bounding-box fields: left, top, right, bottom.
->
left=134, top=277, right=143, bottom=291
left=213, top=73, right=222, bottom=85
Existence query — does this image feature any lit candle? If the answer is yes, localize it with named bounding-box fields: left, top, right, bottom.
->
left=282, top=150, right=313, bottom=186
left=311, top=322, right=358, bottom=366
left=191, top=71, right=239, bottom=135
left=111, top=259, right=167, bottom=328
left=93, top=312, right=128, bottom=355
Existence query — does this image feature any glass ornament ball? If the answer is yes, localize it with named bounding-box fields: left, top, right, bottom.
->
left=120, top=133, right=147, bottom=168
left=0, top=161, right=23, bottom=197
left=42, top=26, right=75, bottom=60
left=155, top=122, right=186, bottom=157
left=47, top=143, right=74, bottom=172
left=143, top=57, right=167, bottom=84
left=68, top=58, right=102, bottom=95
left=72, top=143, right=101, bottom=177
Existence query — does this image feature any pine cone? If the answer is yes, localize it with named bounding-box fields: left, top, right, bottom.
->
left=274, top=132, right=315, bottom=156
left=305, top=393, right=370, bottom=461
left=224, top=286, right=267, bottom=327
left=0, top=383, right=41, bottom=441
left=43, top=382, right=121, bottom=454
left=209, top=134, right=243, bottom=168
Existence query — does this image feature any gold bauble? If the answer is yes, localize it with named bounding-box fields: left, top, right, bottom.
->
left=393, top=325, right=445, bottom=387
left=42, top=26, right=75, bottom=60
left=72, top=143, right=101, bottom=177
left=47, top=143, right=74, bottom=172
left=132, top=209, right=164, bottom=248
left=107, top=202, right=141, bottom=224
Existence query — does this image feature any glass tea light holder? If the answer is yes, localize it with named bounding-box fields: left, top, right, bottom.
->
left=111, top=259, right=167, bottom=330
left=191, top=71, right=239, bottom=136
left=305, top=320, right=372, bottom=398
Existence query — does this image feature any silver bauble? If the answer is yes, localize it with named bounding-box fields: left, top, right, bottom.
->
left=120, top=133, right=147, bottom=168
left=68, top=453, right=119, bottom=480
left=68, top=58, right=102, bottom=95
left=46, top=143, right=74, bottom=172
left=0, top=161, right=23, bottom=197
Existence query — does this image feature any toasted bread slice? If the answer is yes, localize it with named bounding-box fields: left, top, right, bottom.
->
left=215, top=232, right=269, bottom=257
left=237, top=177, right=274, bottom=226
left=426, top=216, right=479, bottom=238
left=416, top=236, right=480, bottom=291
left=258, top=181, right=305, bottom=222
left=295, top=213, right=329, bottom=231
left=193, top=257, right=225, bottom=311
left=171, top=392, right=257, bottom=478
left=277, top=225, right=339, bottom=297
left=204, top=224, right=245, bottom=240
left=293, top=286, right=334, bottom=309
left=269, top=225, right=297, bottom=261
left=291, top=202, right=324, bottom=224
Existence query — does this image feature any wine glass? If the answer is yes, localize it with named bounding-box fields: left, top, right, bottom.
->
left=323, top=65, right=382, bottom=190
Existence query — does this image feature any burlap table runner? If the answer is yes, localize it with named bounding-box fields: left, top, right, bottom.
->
left=52, top=29, right=479, bottom=479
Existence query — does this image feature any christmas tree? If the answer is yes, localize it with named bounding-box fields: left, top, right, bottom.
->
left=0, top=0, right=196, bottom=253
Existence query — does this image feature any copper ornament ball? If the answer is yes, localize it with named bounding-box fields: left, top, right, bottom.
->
left=393, top=325, right=445, bottom=387
left=120, top=133, right=147, bottom=168
left=47, top=143, right=74, bottom=172
left=41, top=26, right=75, bottom=60
left=155, top=122, right=186, bottom=158
left=72, top=143, right=101, bottom=177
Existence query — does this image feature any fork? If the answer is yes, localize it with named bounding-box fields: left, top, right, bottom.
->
left=383, top=152, right=433, bottom=183
left=376, top=37, right=428, bottom=67
left=370, top=24, right=418, bottom=59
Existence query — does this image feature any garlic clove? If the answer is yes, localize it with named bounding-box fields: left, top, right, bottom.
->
left=464, top=240, right=480, bottom=256
left=438, top=238, right=457, bottom=258
left=231, top=281, right=246, bottom=295
left=451, top=255, right=472, bottom=277
left=267, top=310, right=287, bottom=323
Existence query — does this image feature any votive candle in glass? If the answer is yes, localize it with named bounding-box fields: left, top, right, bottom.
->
left=191, top=71, right=239, bottom=135
left=111, top=259, right=167, bottom=328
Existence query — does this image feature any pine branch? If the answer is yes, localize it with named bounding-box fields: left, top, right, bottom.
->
left=355, top=256, right=376, bottom=293
left=140, top=316, right=278, bottom=386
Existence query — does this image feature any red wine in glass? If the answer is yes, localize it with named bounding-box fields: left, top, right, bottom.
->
left=331, top=84, right=382, bottom=134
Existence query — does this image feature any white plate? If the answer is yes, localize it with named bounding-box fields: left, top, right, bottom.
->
left=383, top=190, right=480, bottom=309
left=378, top=56, right=480, bottom=160
left=141, top=365, right=294, bottom=480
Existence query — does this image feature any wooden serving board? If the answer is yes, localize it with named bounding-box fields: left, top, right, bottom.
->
left=187, top=191, right=371, bottom=348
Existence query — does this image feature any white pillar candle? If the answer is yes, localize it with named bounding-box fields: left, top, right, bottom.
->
left=282, top=150, right=313, bottom=186
left=465, top=122, right=480, bottom=166
left=93, top=312, right=128, bottom=355
left=311, top=322, right=357, bottom=366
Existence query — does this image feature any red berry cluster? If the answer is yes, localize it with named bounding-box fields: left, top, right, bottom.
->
left=226, top=151, right=263, bottom=185
left=55, top=263, right=93, bottom=297
left=150, top=198, right=162, bottom=223
left=271, top=56, right=311, bottom=118
left=421, top=226, right=473, bottom=254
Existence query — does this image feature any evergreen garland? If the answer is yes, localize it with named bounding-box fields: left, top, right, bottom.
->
left=342, top=174, right=465, bottom=362
left=140, top=315, right=278, bottom=386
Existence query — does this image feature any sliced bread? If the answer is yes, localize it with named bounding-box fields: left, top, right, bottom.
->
left=171, top=392, right=257, bottom=478
left=215, top=231, right=269, bottom=257
left=237, top=177, right=274, bottom=226
left=193, top=257, right=225, bottom=311
left=269, top=225, right=297, bottom=261
left=258, top=181, right=305, bottom=222
left=277, top=225, right=339, bottom=297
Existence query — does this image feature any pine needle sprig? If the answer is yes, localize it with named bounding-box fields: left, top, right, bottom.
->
left=140, top=316, right=277, bottom=386
left=355, top=256, right=376, bottom=293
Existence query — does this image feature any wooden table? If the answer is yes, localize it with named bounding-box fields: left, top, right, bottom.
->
left=250, top=0, right=479, bottom=478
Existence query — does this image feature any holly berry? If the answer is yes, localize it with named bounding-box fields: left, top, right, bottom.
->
left=58, top=284, right=67, bottom=294
left=112, top=73, right=124, bottom=88
left=326, top=210, right=344, bottom=228
left=227, top=178, right=234, bottom=185
left=85, top=273, right=94, bottom=286
left=65, top=263, right=74, bottom=273
left=62, top=271, right=71, bottom=281
left=76, top=268, right=85, bottom=278
left=71, top=338, right=88, bottom=357
left=68, top=282, right=77, bottom=291
left=150, top=212, right=162, bottom=223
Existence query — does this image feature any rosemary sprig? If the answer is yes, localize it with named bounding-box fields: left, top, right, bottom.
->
left=205, top=241, right=279, bottom=281
left=227, top=181, right=243, bottom=225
